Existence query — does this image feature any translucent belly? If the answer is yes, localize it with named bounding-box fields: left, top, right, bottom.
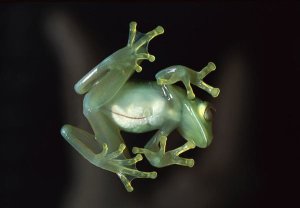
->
left=106, top=83, right=168, bottom=133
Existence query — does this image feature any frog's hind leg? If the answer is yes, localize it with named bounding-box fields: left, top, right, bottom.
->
left=61, top=124, right=102, bottom=165
left=84, top=110, right=126, bottom=153
left=83, top=110, right=157, bottom=192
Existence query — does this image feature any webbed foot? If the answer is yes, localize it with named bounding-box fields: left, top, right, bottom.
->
left=94, top=143, right=157, bottom=192
left=132, top=136, right=196, bottom=168
left=127, top=21, right=164, bottom=72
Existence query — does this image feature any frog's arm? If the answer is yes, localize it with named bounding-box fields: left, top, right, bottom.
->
left=155, top=62, right=220, bottom=99
left=133, top=123, right=196, bottom=168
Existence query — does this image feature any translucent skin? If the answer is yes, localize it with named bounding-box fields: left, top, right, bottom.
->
left=61, top=22, right=220, bottom=192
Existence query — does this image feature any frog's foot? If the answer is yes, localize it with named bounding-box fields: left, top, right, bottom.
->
left=194, top=62, right=220, bottom=97
left=156, top=63, right=220, bottom=99
left=94, top=143, right=157, bottom=192
left=127, top=21, right=164, bottom=73
left=155, top=66, right=195, bottom=99
left=132, top=136, right=196, bottom=168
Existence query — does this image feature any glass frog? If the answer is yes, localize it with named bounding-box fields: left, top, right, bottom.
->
left=61, top=22, right=220, bottom=192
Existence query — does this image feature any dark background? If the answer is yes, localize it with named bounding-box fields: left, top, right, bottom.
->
left=0, top=2, right=299, bottom=208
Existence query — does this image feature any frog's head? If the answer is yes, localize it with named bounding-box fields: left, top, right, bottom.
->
left=178, top=99, right=215, bottom=148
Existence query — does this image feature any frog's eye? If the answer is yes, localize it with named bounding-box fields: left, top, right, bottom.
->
left=204, top=106, right=215, bottom=121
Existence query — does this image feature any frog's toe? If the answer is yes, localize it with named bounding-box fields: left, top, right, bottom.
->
left=115, top=154, right=143, bottom=166
left=163, top=141, right=196, bottom=167
left=187, top=90, right=196, bottom=100
left=134, top=25, right=164, bottom=49
left=207, top=62, right=216, bottom=71
left=122, top=168, right=157, bottom=179
left=106, top=143, right=126, bottom=160
left=211, top=87, right=220, bottom=98
left=155, top=26, right=164, bottom=35
left=172, top=141, right=196, bottom=156
left=117, top=166, right=157, bottom=191
left=134, top=65, right=142, bottom=73
left=117, top=173, right=134, bottom=192
left=117, top=168, right=157, bottom=192
left=127, top=21, right=137, bottom=47
left=112, top=152, right=157, bottom=191
left=173, top=157, right=195, bottom=167
left=136, top=53, right=155, bottom=62
left=99, top=143, right=108, bottom=156
left=132, top=146, right=153, bottom=155
left=148, top=55, right=155, bottom=62
left=145, top=26, right=164, bottom=42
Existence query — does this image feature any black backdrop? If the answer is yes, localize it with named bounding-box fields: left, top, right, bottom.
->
left=0, top=2, right=299, bottom=208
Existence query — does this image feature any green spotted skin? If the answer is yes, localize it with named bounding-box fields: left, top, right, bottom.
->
left=61, top=21, right=219, bottom=192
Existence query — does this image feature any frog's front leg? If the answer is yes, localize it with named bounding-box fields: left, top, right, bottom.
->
left=132, top=124, right=196, bottom=168
left=155, top=62, right=220, bottom=99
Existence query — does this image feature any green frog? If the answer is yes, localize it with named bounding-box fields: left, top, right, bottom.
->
left=61, top=22, right=220, bottom=192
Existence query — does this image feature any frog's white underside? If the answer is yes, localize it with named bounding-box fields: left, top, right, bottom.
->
left=110, top=99, right=166, bottom=132
left=106, top=82, right=178, bottom=133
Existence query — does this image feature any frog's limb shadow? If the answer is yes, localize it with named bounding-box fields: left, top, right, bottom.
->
left=155, top=62, right=220, bottom=99
left=132, top=125, right=196, bottom=168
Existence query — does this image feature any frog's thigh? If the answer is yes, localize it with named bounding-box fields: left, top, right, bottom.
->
left=61, top=124, right=101, bottom=161
left=84, top=110, right=126, bottom=154
left=83, top=70, right=131, bottom=111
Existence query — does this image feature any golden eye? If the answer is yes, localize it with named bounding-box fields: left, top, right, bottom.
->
left=204, top=106, right=215, bottom=121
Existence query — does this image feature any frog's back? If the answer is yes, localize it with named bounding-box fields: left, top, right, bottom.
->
left=104, top=82, right=181, bottom=133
